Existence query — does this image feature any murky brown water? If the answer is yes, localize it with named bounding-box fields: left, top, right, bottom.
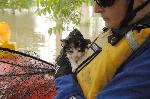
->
left=0, top=8, right=105, bottom=63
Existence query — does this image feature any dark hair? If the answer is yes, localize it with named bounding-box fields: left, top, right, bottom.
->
left=95, top=0, right=115, bottom=7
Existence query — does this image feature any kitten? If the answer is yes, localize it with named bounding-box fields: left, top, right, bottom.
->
left=61, top=29, right=91, bottom=72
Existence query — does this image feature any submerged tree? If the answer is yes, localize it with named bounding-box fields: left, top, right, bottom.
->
left=0, top=0, right=34, bottom=14
left=0, top=0, right=93, bottom=34
left=35, top=0, right=93, bottom=34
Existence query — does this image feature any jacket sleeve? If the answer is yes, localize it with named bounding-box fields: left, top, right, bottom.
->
left=54, top=74, right=84, bottom=99
left=96, top=44, right=150, bottom=99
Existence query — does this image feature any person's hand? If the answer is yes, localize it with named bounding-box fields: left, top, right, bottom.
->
left=55, top=48, right=72, bottom=78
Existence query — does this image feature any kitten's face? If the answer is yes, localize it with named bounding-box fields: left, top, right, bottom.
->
left=61, top=29, right=90, bottom=54
left=61, top=29, right=91, bottom=72
left=66, top=47, right=87, bottom=63
left=61, top=39, right=88, bottom=63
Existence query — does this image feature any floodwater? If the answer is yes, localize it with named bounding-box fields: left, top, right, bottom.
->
left=0, top=7, right=105, bottom=63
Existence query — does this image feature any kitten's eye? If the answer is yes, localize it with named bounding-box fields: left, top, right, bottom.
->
left=68, top=50, right=73, bottom=53
left=78, top=49, right=84, bottom=52
left=66, top=48, right=73, bottom=53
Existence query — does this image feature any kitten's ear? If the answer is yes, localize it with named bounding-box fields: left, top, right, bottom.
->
left=61, top=39, right=66, bottom=47
left=85, top=39, right=91, bottom=44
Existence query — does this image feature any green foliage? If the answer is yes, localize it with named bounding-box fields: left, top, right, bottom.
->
left=0, top=0, right=34, bottom=14
left=0, top=0, right=94, bottom=34
left=35, top=0, right=94, bottom=34
left=0, top=0, right=9, bottom=11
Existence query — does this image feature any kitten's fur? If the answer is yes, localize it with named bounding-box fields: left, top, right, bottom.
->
left=61, top=29, right=91, bottom=72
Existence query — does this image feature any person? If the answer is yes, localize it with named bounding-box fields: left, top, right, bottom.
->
left=0, top=22, right=16, bottom=50
left=54, top=0, right=150, bottom=99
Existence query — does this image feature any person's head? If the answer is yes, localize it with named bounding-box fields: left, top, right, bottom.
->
left=94, top=0, right=150, bottom=29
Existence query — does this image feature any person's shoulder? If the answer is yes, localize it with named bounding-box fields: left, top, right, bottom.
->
left=116, top=35, right=150, bottom=74
left=97, top=37, right=150, bottom=98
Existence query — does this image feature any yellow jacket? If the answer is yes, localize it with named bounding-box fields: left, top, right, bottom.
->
left=77, top=28, right=150, bottom=99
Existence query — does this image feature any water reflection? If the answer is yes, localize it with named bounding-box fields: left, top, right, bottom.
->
left=0, top=8, right=105, bottom=63
left=0, top=11, right=56, bottom=63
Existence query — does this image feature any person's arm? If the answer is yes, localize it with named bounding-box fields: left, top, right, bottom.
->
left=55, top=74, right=84, bottom=99
left=96, top=44, right=150, bottom=99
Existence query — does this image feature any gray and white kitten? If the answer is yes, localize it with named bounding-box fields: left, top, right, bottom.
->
left=61, top=29, right=91, bottom=72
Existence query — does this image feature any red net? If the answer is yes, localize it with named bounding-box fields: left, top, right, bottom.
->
left=0, top=47, right=56, bottom=99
